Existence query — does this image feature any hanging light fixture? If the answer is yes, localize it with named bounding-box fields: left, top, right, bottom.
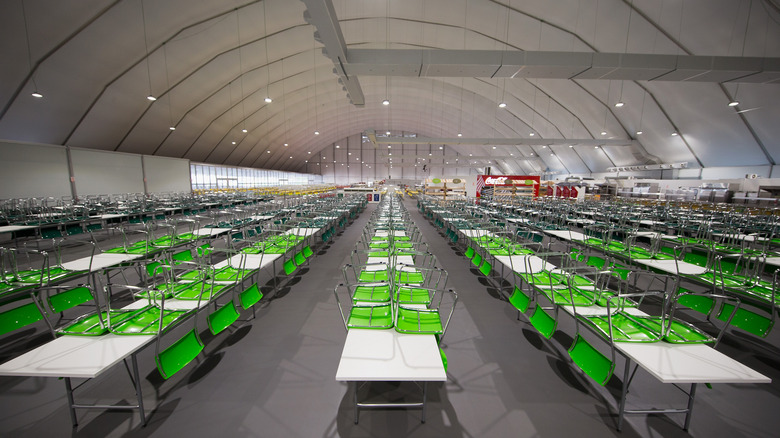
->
left=140, top=0, right=156, bottom=102
left=263, top=0, right=272, bottom=104
left=24, top=1, right=43, bottom=99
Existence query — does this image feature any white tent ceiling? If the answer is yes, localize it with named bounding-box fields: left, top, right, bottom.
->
left=1, top=0, right=779, bottom=176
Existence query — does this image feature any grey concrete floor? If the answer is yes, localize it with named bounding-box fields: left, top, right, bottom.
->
left=1, top=198, right=779, bottom=437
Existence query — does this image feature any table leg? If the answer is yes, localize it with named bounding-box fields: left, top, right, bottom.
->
left=131, top=354, right=147, bottom=426
left=683, top=383, right=698, bottom=431
left=64, top=377, right=78, bottom=428
left=617, top=357, right=632, bottom=431
left=421, top=381, right=428, bottom=423
left=354, top=381, right=359, bottom=424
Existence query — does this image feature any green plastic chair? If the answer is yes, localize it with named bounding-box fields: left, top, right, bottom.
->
left=479, top=260, right=492, bottom=277
left=155, top=329, right=204, bottom=379
left=43, top=285, right=105, bottom=336
left=568, top=334, right=615, bottom=386
left=472, top=253, right=483, bottom=268
left=208, top=300, right=240, bottom=335
left=283, top=258, right=296, bottom=276
left=0, top=301, right=45, bottom=336
left=294, top=251, right=306, bottom=267
left=302, top=245, right=314, bottom=259
left=240, top=283, right=264, bottom=311
left=528, top=305, right=557, bottom=339
left=508, top=285, right=530, bottom=317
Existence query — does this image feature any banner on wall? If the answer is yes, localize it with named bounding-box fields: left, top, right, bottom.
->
left=476, top=175, right=540, bottom=198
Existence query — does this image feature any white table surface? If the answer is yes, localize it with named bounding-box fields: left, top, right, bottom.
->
left=633, top=259, right=709, bottom=275
left=91, top=213, right=129, bottom=220
left=618, top=342, right=770, bottom=384
left=545, top=230, right=587, bottom=241
left=284, top=227, right=321, bottom=236
left=0, top=334, right=154, bottom=379
left=461, top=230, right=495, bottom=238
left=214, top=253, right=281, bottom=270
left=251, top=215, right=276, bottom=221
left=374, top=230, right=407, bottom=237
left=61, top=252, right=142, bottom=272
left=335, top=329, right=446, bottom=381
left=0, top=224, right=38, bottom=233
left=122, top=298, right=206, bottom=312
left=193, top=227, right=232, bottom=237
left=764, top=257, right=780, bottom=268
left=494, top=255, right=551, bottom=274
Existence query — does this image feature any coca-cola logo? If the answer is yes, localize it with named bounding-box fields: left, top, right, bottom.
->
left=484, top=176, right=507, bottom=185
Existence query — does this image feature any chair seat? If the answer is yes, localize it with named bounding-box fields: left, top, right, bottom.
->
left=580, top=313, right=713, bottom=343
left=396, top=286, right=432, bottom=305
left=395, top=307, right=443, bottom=334
left=347, top=305, right=393, bottom=329
left=358, top=270, right=389, bottom=282
left=353, top=284, right=391, bottom=302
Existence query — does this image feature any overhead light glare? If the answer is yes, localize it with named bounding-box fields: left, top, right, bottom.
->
left=457, top=133, right=462, bottom=137
left=146, top=95, right=156, bottom=101
left=264, top=97, right=273, bottom=103
left=242, top=129, right=248, bottom=133
left=636, top=130, right=643, bottom=135
left=671, top=132, right=678, bottom=136
left=231, top=141, right=236, bottom=145
left=386, top=131, right=391, bottom=135
left=169, top=126, right=176, bottom=131
left=314, top=131, right=320, bottom=135
left=31, top=92, right=43, bottom=98
left=529, top=132, right=535, bottom=137
left=382, top=99, right=390, bottom=106
left=498, top=102, right=507, bottom=108
left=728, top=101, right=739, bottom=107
left=615, top=102, right=624, bottom=108
left=600, top=131, right=607, bottom=136
left=568, top=145, right=573, bottom=148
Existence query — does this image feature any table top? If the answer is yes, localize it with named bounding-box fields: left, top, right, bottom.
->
left=284, top=227, right=321, bottom=236
left=193, top=227, right=232, bottom=237
left=61, top=252, right=142, bottom=272
left=335, top=329, right=446, bottom=382
left=214, top=253, right=281, bottom=270
left=633, top=259, right=709, bottom=275
left=0, top=224, right=38, bottom=233
left=494, top=255, right=550, bottom=274
left=374, top=230, right=407, bottom=237
left=0, top=334, right=154, bottom=379
left=545, top=229, right=587, bottom=241
left=461, top=230, right=495, bottom=238
left=618, top=342, right=771, bottom=384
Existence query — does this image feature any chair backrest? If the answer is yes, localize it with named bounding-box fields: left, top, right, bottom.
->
left=240, top=283, right=263, bottom=310
left=509, top=285, right=530, bottom=313
left=471, top=253, right=483, bottom=267
left=155, top=329, right=204, bottom=379
left=568, top=334, right=614, bottom=386
left=529, top=305, right=556, bottom=339
left=172, top=249, right=194, bottom=264
left=208, top=301, right=240, bottom=335
left=479, top=260, right=492, bottom=277
left=47, top=286, right=94, bottom=313
left=302, top=245, right=314, bottom=258
left=283, top=258, right=296, bottom=275
left=294, top=251, right=306, bottom=266
left=464, top=247, right=475, bottom=259
left=0, top=302, right=44, bottom=336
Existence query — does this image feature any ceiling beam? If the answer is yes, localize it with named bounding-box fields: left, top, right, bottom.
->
left=346, top=49, right=780, bottom=84
left=300, top=0, right=365, bottom=106
left=364, top=130, right=636, bottom=146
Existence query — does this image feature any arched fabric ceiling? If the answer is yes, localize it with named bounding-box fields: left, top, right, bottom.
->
left=1, top=0, right=779, bottom=176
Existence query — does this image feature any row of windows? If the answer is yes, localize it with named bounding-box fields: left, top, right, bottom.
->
left=190, top=163, right=321, bottom=190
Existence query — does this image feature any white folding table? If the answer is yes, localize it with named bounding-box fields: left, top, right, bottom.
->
left=559, top=304, right=770, bottom=430
left=0, top=334, right=155, bottom=428
left=335, top=329, right=446, bottom=424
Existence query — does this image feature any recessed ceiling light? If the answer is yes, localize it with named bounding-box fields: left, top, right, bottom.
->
left=439, top=146, right=443, bottom=150
left=336, top=145, right=340, bottom=148
left=469, top=153, right=473, bottom=156
left=231, top=141, right=236, bottom=145
left=333, top=160, right=336, bottom=163
left=457, top=133, right=462, bottom=137
left=568, top=145, right=573, bottom=148
left=267, top=150, right=270, bottom=153
left=429, top=153, right=432, bottom=156
left=492, top=146, right=496, bottom=149
left=615, top=102, right=624, bottom=108
left=348, top=152, right=351, bottom=155
left=305, top=160, right=308, bottom=163
left=542, top=145, right=547, bottom=148
left=498, top=102, right=507, bottom=108
left=265, top=97, right=272, bottom=103
left=31, top=92, right=43, bottom=98
left=636, top=130, right=643, bottom=135
left=594, top=146, right=599, bottom=149
left=600, top=131, right=607, bottom=136
left=671, top=132, right=678, bottom=136
left=314, top=131, right=320, bottom=135
left=289, top=156, right=293, bottom=159
left=382, top=99, right=390, bottom=106
left=550, top=153, right=554, bottom=156
left=728, top=101, right=739, bottom=107
left=389, top=153, right=392, bottom=155
left=308, top=151, right=311, bottom=154
left=510, top=153, right=513, bottom=156
left=284, top=143, right=288, bottom=146
left=530, top=153, right=534, bottom=156
left=388, top=145, right=391, bottom=148
left=529, top=133, right=535, bottom=136
left=242, top=129, right=248, bottom=133
left=147, top=95, right=156, bottom=101
left=386, top=131, right=391, bottom=135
